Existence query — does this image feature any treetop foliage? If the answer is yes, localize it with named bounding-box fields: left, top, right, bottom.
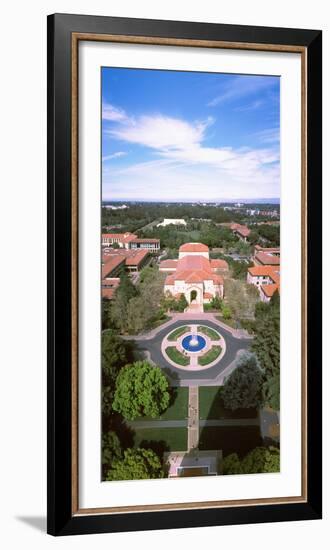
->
left=106, top=448, right=164, bottom=481
left=223, top=446, right=280, bottom=475
left=113, top=361, right=170, bottom=420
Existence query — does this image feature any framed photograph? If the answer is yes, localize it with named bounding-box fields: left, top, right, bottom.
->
left=47, top=13, right=322, bottom=536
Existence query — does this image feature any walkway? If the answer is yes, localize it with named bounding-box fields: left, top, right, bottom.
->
left=125, top=417, right=259, bottom=429
left=187, top=387, right=199, bottom=451
left=126, top=312, right=252, bottom=341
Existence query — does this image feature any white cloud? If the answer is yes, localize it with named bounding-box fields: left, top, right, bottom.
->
left=107, top=114, right=214, bottom=151
left=207, top=75, right=278, bottom=107
left=234, top=99, right=264, bottom=112
left=253, top=127, right=280, bottom=144
left=102, top=151, right=127, bottom=161
left=103, top=158, right=280, bottom=202
left=102, top=103, right=128, bottom=122
left=102, top=105, right=279, bottom=201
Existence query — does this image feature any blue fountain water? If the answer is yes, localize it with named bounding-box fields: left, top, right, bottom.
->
left=182, top=334, right=206, bottom=352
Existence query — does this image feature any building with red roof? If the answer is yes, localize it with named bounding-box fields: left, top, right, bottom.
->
left=102, top=248, right=151, bottom=273
left=102, top=232, right=160, bottom=252
left=247, top=264, right=280, bottom=303
left=253, top=245, right=280, bottom=266
left=230, top=223, right=251, bottom=242
left=101, top=278, right=120, bottom=300
left=163, top=243, right=224, bottom=307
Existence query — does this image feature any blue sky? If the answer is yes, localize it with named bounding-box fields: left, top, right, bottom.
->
left=102, top=68, right=280, bottom=202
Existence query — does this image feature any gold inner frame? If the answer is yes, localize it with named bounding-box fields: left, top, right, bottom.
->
left=71, top=32, right=307, bottom=516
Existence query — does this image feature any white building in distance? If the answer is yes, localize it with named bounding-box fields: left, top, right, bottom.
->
left=157, top=218, right=187, bottom=227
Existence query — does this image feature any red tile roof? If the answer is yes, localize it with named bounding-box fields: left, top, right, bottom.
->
left=102, top=232, right=136, bottom=241
left=248, top=265, right=280, bottom=284
left=260, top=283, right=280, bottom=297
left=210, top=259, right=229, bottom=270
left=102, top=256, right=125, bottom=278
left=177, top=255, right=210, bottom=271
left=164, top=255, right=224, bottom=286
left=255, top=251, right=280, bottom=265
left=255, top=245, right=280, bottom=253
left=179, top=242, right=209, bottom=253
left=230, top=223, right=251, bottom=237
left=124, top=250, right=149, bottom=266
left=159, top=259, right=178, bottom=269
left=121, top=234, right=138, bottom=243
left=101, top=277, right=121, bottom=300
left=132, top=238, right=160, bottom=244
left=103, top=249, right=149, bottom=267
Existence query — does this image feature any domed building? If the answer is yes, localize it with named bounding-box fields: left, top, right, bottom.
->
left=160, top=243, right=227, bottom=308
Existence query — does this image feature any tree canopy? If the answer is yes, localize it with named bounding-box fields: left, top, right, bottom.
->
left=222, top=352, right=263, bottom=410
left=101, top=330, right=131, bottom=416
left=223, top=446, right=280, bottom=475
left=105, top=448, right=164, bottom=481
left=252, top=293, right=280, bottom=376
left=112, top=361, right=170, bottom=420
left=224, top=279, right=259, bottom=321
left=109, top=270, right=137, bottom=333
left=102, top=430, right=122, bottom=467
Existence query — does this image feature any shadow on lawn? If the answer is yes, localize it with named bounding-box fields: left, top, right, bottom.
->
left=198, top=387, right=262, bottom=458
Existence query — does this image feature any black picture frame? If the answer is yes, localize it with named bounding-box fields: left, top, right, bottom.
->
left=47, top=13, right=322, bottom=536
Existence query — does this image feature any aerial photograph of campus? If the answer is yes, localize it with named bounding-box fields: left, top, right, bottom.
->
left=101, top=67, right=280, bottom=481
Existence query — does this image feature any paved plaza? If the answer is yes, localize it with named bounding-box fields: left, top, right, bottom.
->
left=131, top=313, right=252, bottom=385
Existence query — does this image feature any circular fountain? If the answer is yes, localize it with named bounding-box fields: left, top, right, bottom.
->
left=181, top=334, right=206, bottom=352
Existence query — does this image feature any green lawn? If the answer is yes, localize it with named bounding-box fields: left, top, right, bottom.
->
left=136, top=387, right=188, bottom=421
left=216, top=316, right=237, bottom=329
left=167, top=326, right=190, bottom=341
left=199, top=386, right=258, bottom=420
left=197, top=326, right=220, bottom=340
left=198, top=346, right=222, bottom=366
left=148, top=315, right=170, bottom=330
left=199, top=426, right=262, bottom=457
left=165, top=346, right=190, bottom=366
left=133, top=427, right=187, bottom=452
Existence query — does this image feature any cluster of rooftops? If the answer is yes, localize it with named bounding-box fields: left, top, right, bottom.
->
left=247, top=245, right=280, bottom=301
left=100, top=231, right=280, bottom=304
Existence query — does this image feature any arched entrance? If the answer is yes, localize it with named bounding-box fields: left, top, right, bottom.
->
left=190, top=290, right=197, bottom=302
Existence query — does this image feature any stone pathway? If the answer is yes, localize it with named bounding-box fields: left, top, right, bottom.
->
left=126, top=417, right=259, bottom=429
left=123, top=312, right=252, bottom=341
left=187, top=386, right=199, bottom=451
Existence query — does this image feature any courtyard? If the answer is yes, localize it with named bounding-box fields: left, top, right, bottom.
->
left=131, top=313, right=252, bottom=385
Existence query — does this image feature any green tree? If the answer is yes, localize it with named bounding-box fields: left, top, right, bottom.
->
left=102, top=329, right=130, bottom=380
left=106, top=448, right=164, bottom=481
left=210, top=295, right=222, bottom=310
left=223, top=447, right=280, bottom=475
left=241, top=446, right=280, bottom=473
left=102, top=298, right=116, bottom=331
left=102, top=330, right=131, bottom=416
left=177, top=293, right=188, bottom=312
left=113, top=361, right=170, bottom=420
left=126, top=268, right=166, bottom=334
left=222, top=352, right=263, bottom=410
left=224, top=279, right=259, bottom=320
left=161, top=292, right=188, bottom=313
left=102, top=431, right=122, bottom=467
left=110, top=271, right=137, bottom=333
left=262, top=373, right=280, bottom=410
left=252, top=294, right=280, bottom=376
left=221, top=304, right=232, bottom=320
left=222, top=453, right=242, bottom=475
